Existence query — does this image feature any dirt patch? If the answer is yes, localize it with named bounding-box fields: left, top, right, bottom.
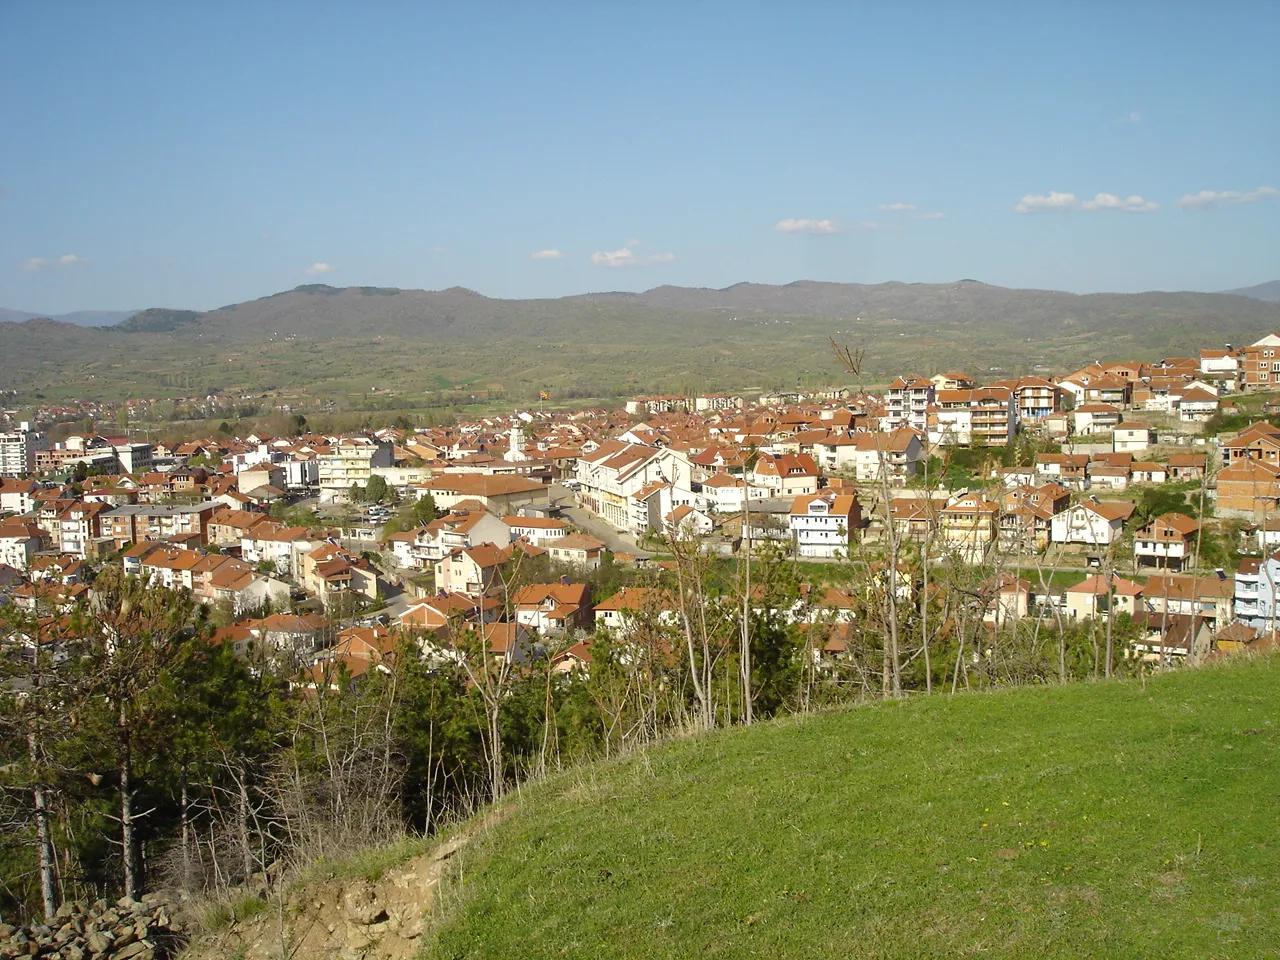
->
left=181, top=810, right=505, bottom=960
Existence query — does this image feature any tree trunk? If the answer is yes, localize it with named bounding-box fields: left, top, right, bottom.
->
left=238, top=769, right=253, bottom=882
left=180, top=765, right=192, bottom=891
left=120, top=739, right=138, bottom=900
left=28, top=725, right=58, bottom=920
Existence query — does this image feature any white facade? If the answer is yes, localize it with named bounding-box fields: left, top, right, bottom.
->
left=0, top=423, right=47, bottom=477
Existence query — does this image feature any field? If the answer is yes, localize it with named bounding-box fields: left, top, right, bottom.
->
left=422, top=656, right=1280, bottom=959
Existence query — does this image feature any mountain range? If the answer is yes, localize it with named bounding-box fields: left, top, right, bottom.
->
left=3, top=279, right=1280, bottom=405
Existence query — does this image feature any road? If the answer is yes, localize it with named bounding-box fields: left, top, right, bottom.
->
left=550, top=482, right=653, bottom=558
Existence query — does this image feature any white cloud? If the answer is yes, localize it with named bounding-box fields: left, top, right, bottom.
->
left=856, top=220, right=879, bottom=231
left=774, top=218, right=841, bottom=234
left=1178, top=186, right=1280, bottom=210
left=878, top=202, right=918, bottom=212
left=531, top=249, right=564, bottom=260
left=304, top=262, right=335, bottom=275
left=1121, top=111, right=1142, bottom=123
left=589, top=247, right=676, bottom=268
left=915, top=212, right=947, bottom=220
left=1080, top=192, right=1158, bottom=213
left=1014, top=191, right=1079, bottom=214
left=22, top=253, right=85, bottom=271
left=429, top=246, right=448, bottom=254
left=1014, top=191, right=1156, bottom=214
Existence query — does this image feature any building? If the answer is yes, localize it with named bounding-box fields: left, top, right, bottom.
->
left=1112, top=422, right=1154, bottom=453
left=512, top=582, right=593, bottom=635
left=1050, top=498, right=1134, bottom=546
left=1215, top=458, right=1280, bottom=517
left=1133, top=513, right=1200, bottom=571
left=576, top=441, right=694, bottom=532
left=1064, top=574, right=1144, bottom=620
left=1240, top=333, right=1280, bottom=390
left=884, top=375, right=934, bottom=433
left=317, top=436, right=394, bottom=503
left=789, top=492, right=862, bottom=559
left=0, top=423, right=48, bottom=477
left=424, top=473, right=550, bottom=515
left=938, top=494, right=1000, bottom=561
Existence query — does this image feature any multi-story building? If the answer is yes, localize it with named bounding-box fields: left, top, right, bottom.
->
left=884, top=375, right=934, bottom=433
left=1241, top=333, right=1280, bottom=390
left=789, top=492, right=862, bottom=559
left=933, top=387, right=1017, bottom=446
left=576, top=441, right=693, bottom=532
left=317, top=436, right=394, bottom=503
left=1133, top=513, right=1200, bottom=571
left=0, top=422, right=48, bottom=477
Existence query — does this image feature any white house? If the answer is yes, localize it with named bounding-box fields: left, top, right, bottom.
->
left=789, top=493, right=862, bottom=559
left=1112, top=422, right=1154, bottom=453
left=1050, top=498, right=1135, bottom=546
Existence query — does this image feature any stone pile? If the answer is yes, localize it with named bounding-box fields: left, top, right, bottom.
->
left=0, top=893, right=186, bottom=960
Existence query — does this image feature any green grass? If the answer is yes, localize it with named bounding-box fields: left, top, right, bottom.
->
left=422, top=657, right=1280, bottom=959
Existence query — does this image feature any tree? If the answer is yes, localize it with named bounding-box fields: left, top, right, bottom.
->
left=78, top=566, right=200, bottom=899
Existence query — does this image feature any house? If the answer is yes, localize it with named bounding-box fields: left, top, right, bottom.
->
left=1200, top=348, right=1240, bottom=379
left=1214, top=458, right=1280, bottom=517
left=513, top=581, right=593, bottom=635
left=1129, top=462, right=1168, bottom=485
left=1064, top=574, right=1144, bottom=620
left=434, top=543, right=514, bottom=597
left=0, top=478, right=42, bottom=515
left=1239, top=333, right=1280, bottom=390
left=1034, top=453, right=1090, bottom=490
left=844, top=430, right=924, bottom=485
left=1221, top=421, right=1280, bottom=465
left=384, top=509, right=512, bottom=570
left=544, top=533, right=606, bottom=570
left=1173, top=386, right=1220, bottom=422
left=423, top=473, right=551, bottom=515
left=1167, top=455, right=1207, bottom=480
left=1112, top=422, right=1154, bottom=453
left=593, top=586, right=677, bottom=633
left=932, top=387, right=1016, bottom=446
left=751, top=453, right=820, bottom=497
left=575, top=441, right=694, bottom=532
left=1050, top=498, right=1135, bottom=546
left=1141, top=574, right=1234, bottom=627
left=1133, top=513, right=1200, bottom=571
left=938, top=495, right=1000, bottom=561
left=789, top=492, right=862, bottom=559
left=982, top=575, right=1033, bottom=625
left=0, top=521, right=46, bottom=570
left=503, top=515, right=570, bottom=545
left=1072, top=404, right=1122, bottom=437
left=1129, top=613, right=1213, bottom=664
left=667, top=503, right=715, bottom=537
left=998, top=483, right=1068, bottom=548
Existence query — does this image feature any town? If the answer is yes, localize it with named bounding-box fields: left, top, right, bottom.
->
left=5, top=332, right=1280, bottom=685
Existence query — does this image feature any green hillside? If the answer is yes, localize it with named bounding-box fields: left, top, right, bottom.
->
left=424, top=657, right=1280, bottom=959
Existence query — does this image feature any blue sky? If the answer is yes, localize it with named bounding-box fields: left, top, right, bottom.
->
left=2, top=1, right=1277, bottom=313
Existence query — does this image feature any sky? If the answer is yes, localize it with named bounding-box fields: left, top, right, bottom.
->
left=1, top=1, right=1277, bottom=314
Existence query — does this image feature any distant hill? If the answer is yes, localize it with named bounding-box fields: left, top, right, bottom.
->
left=0, top=307, right=138, bottom=327
left=1222, top=280, right=1280, bottom=302
left=5, top=280, right=1280, bottom=402
left=90, top=279, right=1280, bottom=341
left=113, top=308, right=201, bottom=333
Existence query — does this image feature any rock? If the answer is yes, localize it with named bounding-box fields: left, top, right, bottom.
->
left=340, top=883, right=387, bottom=926
left=64, top=948, right=85, bottom=960
left=108, top=941, right=151, bottom=960
left=84, top=931, right=112, bottom=955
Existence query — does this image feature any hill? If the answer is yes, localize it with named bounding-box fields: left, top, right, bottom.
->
left=421, top=657, right=1280, bottom=959
left=0, top=307, right=138, bottom=326
left=1222, top=280, right=1280, bottom=302
left=4, top=280, right=1280, bottom=403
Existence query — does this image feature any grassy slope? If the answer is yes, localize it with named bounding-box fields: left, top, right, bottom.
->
left=424, top=658, right=1279, bottom=959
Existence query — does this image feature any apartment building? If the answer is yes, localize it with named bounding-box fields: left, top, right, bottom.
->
left=317, top=436, right=394, bottom=503
left=884, top=375, right=934, bottom=433
left=0, top=422, right=48, bottom=477
left=789, top=492, right=862, bottom=559
left=1240, top=333, right=1280, bottom=390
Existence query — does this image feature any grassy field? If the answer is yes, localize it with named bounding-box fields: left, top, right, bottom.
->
left=422, top=656, right=1280, bottom=959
